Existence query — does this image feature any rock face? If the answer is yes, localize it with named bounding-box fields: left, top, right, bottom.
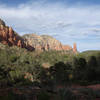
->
left=0, top=19, right=34, bottom=51
left=0, top=19, right=5, bottom=26
left=0, top=19, right=24, bottom=47
left=73, top=43, right=77, bottom=53
left=0, top=19, right=77, bottom=52
left=23, top=34, right=73, bottom=51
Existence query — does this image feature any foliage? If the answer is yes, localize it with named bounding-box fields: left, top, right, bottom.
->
left=0, top=44, right=100, bottom=87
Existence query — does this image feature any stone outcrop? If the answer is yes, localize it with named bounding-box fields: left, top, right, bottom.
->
left=73, top=43, right=77, bottom=53
left=0, top=19, right=77, bottom=52
left=0, top=19, right=5, bottom=26
left=62, top=45, right=72, bottom=51
left=0, top=19, right=34, bottom=51
left=23, top=34, right=74, bottom=51
left=0, top=19, right=23, bottom=47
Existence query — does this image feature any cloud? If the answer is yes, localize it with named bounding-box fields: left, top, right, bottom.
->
left=0, top=1, right=100, bottom=51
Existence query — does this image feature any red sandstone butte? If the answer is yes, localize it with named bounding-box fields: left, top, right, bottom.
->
left=0, top=19, right=77, bottom=52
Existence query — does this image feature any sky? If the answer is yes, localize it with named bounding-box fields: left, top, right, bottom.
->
left=0, top=0, right=100, bottom=51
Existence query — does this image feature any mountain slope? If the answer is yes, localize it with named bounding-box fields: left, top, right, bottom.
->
left=0, top=18, right=77, bottom=52
left=0, top=19, right=34, bottom=51
left=23, top=34, right=74, bottom=51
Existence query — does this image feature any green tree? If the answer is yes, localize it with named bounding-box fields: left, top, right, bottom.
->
left=73, top=57, right=87, bottom=81
left=87, top=56, right=98, bottom=81
left=49, top=62, right=70, bottom=86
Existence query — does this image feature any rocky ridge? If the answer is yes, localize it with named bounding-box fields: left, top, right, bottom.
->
left=0, top=19, right=77, bottom=52
left=23, top=34, right=74, bottom=51
left=0, top=19, right=34, bottom=51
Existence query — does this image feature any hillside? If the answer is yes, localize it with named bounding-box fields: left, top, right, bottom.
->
left=0, top=43, right=100, bottom=100
left=23, top=34, right=73, bottom=51
left=77, top=50, right=100, bottom=60
left=0, top=18, right=100, bottom=100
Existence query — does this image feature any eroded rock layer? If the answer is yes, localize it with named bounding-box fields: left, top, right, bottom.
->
left=0, top=19, right=77, bottom=52
left=23, top=34, right=73, bottom=51
left=0, top=19, right=34, bottom=51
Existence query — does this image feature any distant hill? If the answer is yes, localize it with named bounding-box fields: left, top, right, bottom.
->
left=23, top=34, right=75, bottom=52
left=76, top=50, right=100, bottom=61
left=80, top=50, right=100, bottom=56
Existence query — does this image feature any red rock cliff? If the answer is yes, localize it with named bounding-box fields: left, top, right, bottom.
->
left=0, top=19, right=77, bottom=52
left=73, top=43, right=77, bottom=53
left=0, top=19, right=34, bottom=51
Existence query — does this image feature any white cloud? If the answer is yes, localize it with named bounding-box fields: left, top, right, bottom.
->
left=0, top=1, right=100, bottom=51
